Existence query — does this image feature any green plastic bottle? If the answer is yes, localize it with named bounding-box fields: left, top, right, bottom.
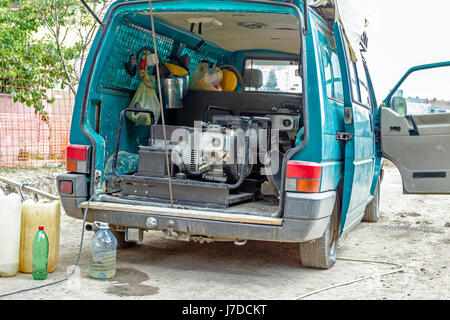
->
left=32, top=226, right=49, bottom=280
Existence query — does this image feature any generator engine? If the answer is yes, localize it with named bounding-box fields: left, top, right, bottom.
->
left=186, top=116, right=256, bottom=183
left=122, top=111, right=301, bottom=207
left=138, top=115, right=271, bottom=184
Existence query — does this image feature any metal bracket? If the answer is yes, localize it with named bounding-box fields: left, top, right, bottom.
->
left=94, top=170, right=102, bottom=187
left=336, top=131, right=352, bottom=142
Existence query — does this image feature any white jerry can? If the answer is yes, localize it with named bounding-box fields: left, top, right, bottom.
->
left=0, top=189, right=22, bottom=277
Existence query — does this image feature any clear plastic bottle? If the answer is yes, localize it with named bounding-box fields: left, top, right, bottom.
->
left=32, top=226, right=49, bottom=280
left=89, top=222, right=117, bottom=279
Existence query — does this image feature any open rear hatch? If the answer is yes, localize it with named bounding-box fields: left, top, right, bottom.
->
left=84, top=1, right=305, bottom=221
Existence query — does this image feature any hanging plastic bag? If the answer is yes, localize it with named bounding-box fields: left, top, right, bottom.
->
left=189, top=61, right=223, bottom=91
left=126, top=70, right=161, bottom=126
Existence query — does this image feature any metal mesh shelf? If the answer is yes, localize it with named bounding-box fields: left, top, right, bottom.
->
left=98, top=20, right=221, bottom=96
left=180, top=46, right=218, bottom=74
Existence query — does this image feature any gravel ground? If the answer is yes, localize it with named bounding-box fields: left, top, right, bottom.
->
left=0, top=163, right=449, bottom=300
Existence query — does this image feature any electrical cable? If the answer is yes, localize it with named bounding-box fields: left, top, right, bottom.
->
left=0, top=194, right=95, bottom=299
left=295, top=257, right=405, bottom=300
left=19, top=182, right=31, bottom=202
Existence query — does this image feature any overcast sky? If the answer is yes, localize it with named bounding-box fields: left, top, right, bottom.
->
left=54, top=0, right=449, bottom=102
left=351, top=0, right=450, bottom=103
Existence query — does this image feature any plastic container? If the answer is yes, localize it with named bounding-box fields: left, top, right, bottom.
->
left=32, top=226, right=49, bottom=280
left=19, top=199, right=61, bottom=273
left=0, top=190, right=22, bottom=277
left=89, top=222, right=118, bottom=279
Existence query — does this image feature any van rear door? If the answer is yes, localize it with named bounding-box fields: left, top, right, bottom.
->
left=380, top=62, right=450, bottom=194
left=334, top=22, right=375, bottom=232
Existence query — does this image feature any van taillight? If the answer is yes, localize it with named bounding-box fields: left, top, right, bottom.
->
left=285, top=161, right=322, bottom=193
left=66, top=145, right=90, bottom=174
left=59, top=180, right=73, bottom=194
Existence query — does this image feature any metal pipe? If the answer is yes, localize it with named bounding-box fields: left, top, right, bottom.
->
left=86, top=223, right=99, bottom=232
left=303, top=0, right=309, bottom=35
left=0, top=176, right=59, bottom=201
left=80, top=0, right=104, bottom=28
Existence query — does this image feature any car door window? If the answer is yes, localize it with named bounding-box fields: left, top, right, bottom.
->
left=389, top=66, right=450, bottom=115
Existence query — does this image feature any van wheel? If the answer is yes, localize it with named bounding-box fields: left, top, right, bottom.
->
left=299, top=198, right=339, bottom=270
left=111, top=230, right=138, bottom=249
left=363, top=179, right=380, bottom=223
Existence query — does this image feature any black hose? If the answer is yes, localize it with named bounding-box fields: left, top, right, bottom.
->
left=19, top=182, right=30, bottom=201
left=227, top=118, right=254, bottom=190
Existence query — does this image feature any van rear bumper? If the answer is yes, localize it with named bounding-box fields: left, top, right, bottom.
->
left=58, top=174, right=336, bottom=242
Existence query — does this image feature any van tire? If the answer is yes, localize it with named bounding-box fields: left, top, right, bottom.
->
left=363, top=179, right=380, bottom=223
left=111, top=230, right=138, bottom=249
left=299, top=198, right=339, bottom=270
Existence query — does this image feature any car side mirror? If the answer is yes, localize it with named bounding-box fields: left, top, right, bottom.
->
left=391, top=96, right=407, bottom=115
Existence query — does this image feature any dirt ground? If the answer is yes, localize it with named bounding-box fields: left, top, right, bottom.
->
left=0, top=163, right=449, bottom=300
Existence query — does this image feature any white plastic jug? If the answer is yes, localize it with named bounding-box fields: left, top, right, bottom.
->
left=0, top=190, right=22, bottom=277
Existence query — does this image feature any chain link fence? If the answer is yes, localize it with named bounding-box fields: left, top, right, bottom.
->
left=0, top=88, right=74, bottom=167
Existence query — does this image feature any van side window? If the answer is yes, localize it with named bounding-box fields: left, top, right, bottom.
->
left=321, top=48, right=333, bottom=97
left=348, top=61, right=360, bottom=103
left=355, top=59, right=371, bottom=107
left=319, top=31, right=344, bottom=102
left=330, top=52, right=344, bottom=101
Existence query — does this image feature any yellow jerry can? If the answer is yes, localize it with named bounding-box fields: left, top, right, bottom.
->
left=19, top=200, right=61, bottom=273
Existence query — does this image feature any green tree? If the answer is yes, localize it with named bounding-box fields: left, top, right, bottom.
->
left=0, top=0, right=111, bottom=120
left=264, top=69, right=280, bottom=92
left=33, top=0, right=112, bottom=93
left=0, top=0, right=65, bottom=120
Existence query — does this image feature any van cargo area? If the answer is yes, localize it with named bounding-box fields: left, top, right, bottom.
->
left=83, top=3, right=305, bottom=219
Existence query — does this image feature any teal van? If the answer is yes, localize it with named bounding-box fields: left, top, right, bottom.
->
left=57, top=0, right=450, bottom=269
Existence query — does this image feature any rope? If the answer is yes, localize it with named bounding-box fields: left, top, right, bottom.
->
left=147, top=0, right=174, bottom=208
left=295, top=257, right=405, bottom=300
